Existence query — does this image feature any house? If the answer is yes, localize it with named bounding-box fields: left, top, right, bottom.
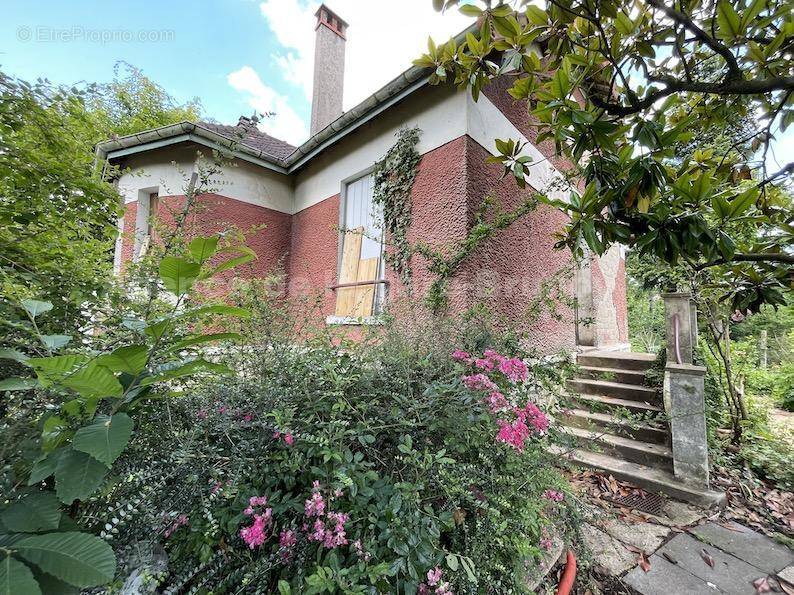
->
left=96, top=4, right=628, bottom=354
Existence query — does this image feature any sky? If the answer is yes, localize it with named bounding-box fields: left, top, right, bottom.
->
left=1, top=0, right=791, bottom=169
left=0, top=0, right=470, bottom=146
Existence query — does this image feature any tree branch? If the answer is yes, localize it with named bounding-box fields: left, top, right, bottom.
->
left=646, top=0, right=742, bottom=78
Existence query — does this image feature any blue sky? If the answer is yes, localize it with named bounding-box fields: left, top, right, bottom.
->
left=1, top=0, right=791, bottom=167
left=0, top=1, right=470, bottom=145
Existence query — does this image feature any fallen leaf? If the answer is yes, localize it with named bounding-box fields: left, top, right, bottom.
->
left=753, top=576, right=771, bottom=593
left=700, top=548, right=715, bottom=568
left=779, top=579, right=794, bottom=595
left=639, top=552, right=651, bottom=573
left=661, top=552, right=677, bottom=565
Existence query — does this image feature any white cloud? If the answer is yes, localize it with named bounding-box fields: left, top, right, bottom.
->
left=257, top=0, right=471, bottom=109
left=227, top=66, right=309, bottom=146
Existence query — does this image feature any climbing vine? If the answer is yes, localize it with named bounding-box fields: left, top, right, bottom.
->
left=414, top=194, right=541, bottom=312
left=372, top=127, right=421, bottom=287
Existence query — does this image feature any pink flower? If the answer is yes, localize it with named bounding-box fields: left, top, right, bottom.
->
left=312, top=480, right=321, bottom=492
left=496, top=418, right=531, bottom=451
left=462, top=373, right=497, bottom=392
left=240, top=511, right=272, bottom=549
left=418, top=584, right=429, bottom=595
left=243, top=413, right=253, bottom=422
left=544, top=489, right=564, bottom=502
left=353, top=539, right=371, bottom=561
left=436, top=582, right=454, bottom=595
left=197, top=409, right=208, bottom=419
left=427, top=566, right=443, bottom=586
left=273, top=431, right=281, bottom=439
left=218, top=405, right=227, bottom=414
left=540, top=536, right=553, bottom=551
left=519, top=402, right=549, bottom=434
left=485, top=391, right=509, bottom=412
left=244, top=506, right=254, bottom=515
left=304, top=492, right=326, bottom=517
left=249, top=495, right=268, bottom=507
left=451, top=349, right=471, bottom=362
left=498, top=357, right=528, bottom=382
left=284, top=433, right=294, bottom=446
left=279, top=529, right=297, bottom=549
left=475, top=358, right=494, bottom=371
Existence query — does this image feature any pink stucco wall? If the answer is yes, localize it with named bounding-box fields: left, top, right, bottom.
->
left=119, top=193, right=291, bottom=288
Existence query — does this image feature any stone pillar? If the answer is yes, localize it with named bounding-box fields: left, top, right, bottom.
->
left=662, top=292, right=696, bottom=364
left=664, top=363, right=709, bottom=488
left=575, top=250, right=595, bottom=347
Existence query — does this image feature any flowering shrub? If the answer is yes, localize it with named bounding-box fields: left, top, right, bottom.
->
left=91, top=326, right=573, bottom=593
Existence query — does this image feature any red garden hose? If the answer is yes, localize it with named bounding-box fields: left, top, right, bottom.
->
left=556, top=550, right=577, bottom=595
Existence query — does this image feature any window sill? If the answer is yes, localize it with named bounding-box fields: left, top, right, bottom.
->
left=325, top=315, right=384, bottom=326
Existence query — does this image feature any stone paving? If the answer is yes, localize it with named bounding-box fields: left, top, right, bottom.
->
left=582, top=504, right=794, bottom=594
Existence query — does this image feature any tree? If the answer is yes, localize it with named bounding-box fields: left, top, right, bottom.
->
left=419, top=0, right=793, bottom=316
left=0, top=65, right=201, bottom=340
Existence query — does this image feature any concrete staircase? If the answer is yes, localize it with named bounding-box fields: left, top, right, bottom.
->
left=555, top=351, right=724, bottom=507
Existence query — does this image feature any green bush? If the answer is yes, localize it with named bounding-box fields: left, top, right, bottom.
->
left=91, top=325, right=571, bottom=594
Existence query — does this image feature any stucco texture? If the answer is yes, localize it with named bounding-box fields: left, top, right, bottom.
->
left=119, top=193, right=291, bottom=288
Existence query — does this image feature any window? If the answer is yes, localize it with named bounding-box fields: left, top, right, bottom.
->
left=334, top=174, right=384, bottom=318
left=133, top=191, right=159, bottom=259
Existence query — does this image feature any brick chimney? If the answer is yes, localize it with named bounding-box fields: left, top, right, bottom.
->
left=310, top=4, right=347, bottom=135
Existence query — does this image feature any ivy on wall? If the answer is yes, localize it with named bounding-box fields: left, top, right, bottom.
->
left=372, top=127, right=421, bottom=288
left=414, top=195, right=540, bottom=312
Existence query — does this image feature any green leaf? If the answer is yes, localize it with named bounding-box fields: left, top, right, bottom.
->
left=14, top=532, right=116, bottom=588
left=0, top=556, right=41, bottom=595
left=0, top=349, right=29, bottom=364
left=1, top=493, right=61, bottom=533
left=159, top=257, right=201, bottom=295
left=61, top=362, right=122, bottom=399
left=728, top=188, right=757, bottom=217
left=459, top=4, right=481, bottom=17
left=525, top=5, right=547, bottom=26
left=716, top=1, right=741, bottom=40
left=21, top=300, right=53, bottom=320
left=54, top=450, right=107, bottom=504
left=72, top=414, right=133, bottom=467
left=96, top=345, right=148, bottom=375
left=615, top=12, right=635, bottom=35
left=0, top=378, right=38, bottom=391
left=446, top=554, right=459, bottom=571
left=168, top=332, right=241, bottom=352
left=28, top=355, right=87, bottom=388
left=30, top=569, right=78, bottom=595
left=141, top=359, right=232, bottom=386
left=278, top=580, right=291, bottom=595
left=28, top=451, right=63, bottom=485
left=38, top=335, right=71, bottom=351
left=199, top=246, right=257, bottom=279
left=188, top=236, right=219, bottom=264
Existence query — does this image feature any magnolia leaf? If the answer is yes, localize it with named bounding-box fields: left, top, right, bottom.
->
left=30, top=569, right=78, bottom=595
left=72, top=414, right=133, bottom=467
left=716, top=1, right=741, bottom=40
left=0, top=377, right=38, bottom=391
left=184, top=305, right=251, bottom=319
left=96, top=345, right=148, bottom=375
left=199, top=246, right=257, bottom=279
left=21, top=300, right=53, bottom=320
left=39, top=335, right=71, bottom=351
left=188, top=236, right=219, bottom=264
left=54, top=450, right=107, bottom=504
left=0, top=493, right=61, bottom=533
left=14, top=532, right=116, bottom=588
left=159, top=257, right=201, bottom=295
left=0, top=556, right=41, bottom=595
left=61, top=363, right=122, bottom=399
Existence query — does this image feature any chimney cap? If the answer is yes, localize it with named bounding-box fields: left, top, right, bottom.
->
left=315, top=3, right=348, bottom=37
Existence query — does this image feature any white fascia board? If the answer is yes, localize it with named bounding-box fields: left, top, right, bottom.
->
left=464, top=93, right=572, bottom=204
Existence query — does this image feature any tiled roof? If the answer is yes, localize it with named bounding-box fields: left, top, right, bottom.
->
left=199, top=120, right=296, bottom=161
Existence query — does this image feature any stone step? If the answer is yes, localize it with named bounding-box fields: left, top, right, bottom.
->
left=549, top=445, right=726, bottom=508
left=561, top=408, right=670, bottom=445
left=577, top=351, right=656, bottom=371
left=577, top=365, right=648, bottom=386
left=568, top=378, right=661, bottom=403
left=574, top=394, right=665, bottom=417
left=561, top=426, right=673, bottom=469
